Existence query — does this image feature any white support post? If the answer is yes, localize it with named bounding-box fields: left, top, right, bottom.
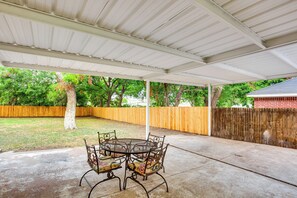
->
left=208, top=84, right=212, bottom=136
left=145, top=81, right=150, bottom=139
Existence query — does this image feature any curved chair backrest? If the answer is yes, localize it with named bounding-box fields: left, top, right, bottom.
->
left=84, top=139, right=99, bottom=173
left=147, top=133, right=166, bottom=148
left=144, top=144, right=169, bottom=174
left=98, top=130, right=117, bottom=144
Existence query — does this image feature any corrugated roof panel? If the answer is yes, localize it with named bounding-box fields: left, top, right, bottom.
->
left=220, top=0, right=261, bottom=14
left=224, top=52, right=297, bottom=77
left=131, top=0, right=192, bottom=38
left=144, top=6, right=200, bottom=42
left=258, top=20, right=297, bottom=39
left=275, top=43, right=297, bottom=65
left=4, top=15, right=34, bottom=46
left=51, top=27, right=73, bottom=52
left=66, top=32, right=91, bottom=54
left=54, top=0, right=86, bottom=20
left=235, top=0, right=290, bottom=22
left=27, top=0, right=53, bottom=13
left=79, top=37, right=107, bottom=56
left=0, top=15, right=15, bottom=44
left=78, top=0, right=109, bottom=25
left=215, top=0, right=297, bottom=40
left=31, top=22, right=53, bottom=49
left=115, top=0, right=172, bottom=35
left=198, top=39, right=251, bottom=57
left=99, top=0, right=144, bottom=30
left=187, top=32, right=243, bottom=54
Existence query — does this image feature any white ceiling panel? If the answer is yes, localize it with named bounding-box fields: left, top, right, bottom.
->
left=1, top=0, right=297, bottom=86
left=224, top=52, right=297, bottom=77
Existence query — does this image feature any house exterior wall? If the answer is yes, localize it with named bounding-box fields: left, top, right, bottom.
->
left=254, top=97, right=297, bottom=108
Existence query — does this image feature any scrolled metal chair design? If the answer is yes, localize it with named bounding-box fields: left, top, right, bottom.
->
left=98, top=130, right=125, bottom=159
left=79, top=139, right=122, bottom=198
left=134, top=133, right=166, bottom=172
left=124, top=144, right=169, bottom=198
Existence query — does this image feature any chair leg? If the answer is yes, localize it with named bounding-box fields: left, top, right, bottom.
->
left=79, top=169, right=93, bottom=186
left=126, top=176, right=149, bottom=198
left=156, top=172, right=169, bottom=192
left=116, top=176, right=122, bottom=191
left=88, top=175, right=121, bottom=198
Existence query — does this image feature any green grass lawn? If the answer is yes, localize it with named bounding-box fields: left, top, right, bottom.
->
left=0, top=117, right=178, bottom=152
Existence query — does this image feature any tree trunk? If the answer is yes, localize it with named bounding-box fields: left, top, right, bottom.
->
left=56, top=72, right=77, bottom=130
left=174, top=85, right=184, bottom=107
left=164, top=83, right=169, bottom=106
left=64, top=86, right=77, bottom=129
left=106, top=93, right=112, bottom=107
left=211, top=86, right=223, bottom=108
left=118, top=85, right=126, bottom=107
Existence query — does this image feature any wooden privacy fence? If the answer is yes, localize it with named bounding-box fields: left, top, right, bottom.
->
left=0, top=106, right=92, bottom=117
left=93, top=107, right=208, bottom=135
left=212, top=108, right=297, bottom=149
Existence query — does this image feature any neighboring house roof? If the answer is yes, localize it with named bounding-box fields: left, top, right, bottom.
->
left=247, top=78, right=297, bottom=98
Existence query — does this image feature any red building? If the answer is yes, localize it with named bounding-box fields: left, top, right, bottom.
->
left=247, top=78, right=297, bottom=108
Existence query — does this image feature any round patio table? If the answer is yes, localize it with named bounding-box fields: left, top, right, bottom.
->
left=100, top=138, right=158, bottom=188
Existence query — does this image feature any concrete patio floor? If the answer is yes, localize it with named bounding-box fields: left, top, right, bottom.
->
left=1, top=132, right=297, bottom=198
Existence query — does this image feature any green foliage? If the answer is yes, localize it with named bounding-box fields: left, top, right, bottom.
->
left=182, top=86, right=208, bottom=106
left=217, top=79, right=286, bottom=107
left=0, top=67, right=57, bottom=106
left=0, top=66, right=287, bottom=108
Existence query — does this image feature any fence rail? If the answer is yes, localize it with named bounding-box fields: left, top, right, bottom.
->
left=212, top=108, right=297, bottom=149
left=0, top=106, right=92, bottom=117
left=92, top=107, right=208, bottom=135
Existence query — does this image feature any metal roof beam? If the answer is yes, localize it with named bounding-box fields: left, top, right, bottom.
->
left=2, top=62, right=142, bottom=80
left=192, top=0, right=266, bottom=49
left=215, top=63, right=266, bottom=80
left=0, top=1, right=205, bottom=64
left=0, top=42, right=166, bottom=73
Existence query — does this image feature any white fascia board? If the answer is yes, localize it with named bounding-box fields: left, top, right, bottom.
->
left=0, top=42, right=166, bottom=73
left=247, top=94, right=297, bottom=98
left=215, top=63, right=266, bottom=80
left=179, top=72, right=232, bottom=84
left=152, top=78, right=205, bottom=87
left=142, top=73, right=166, bottom=80
left=0, top=1, right=205, bottom=64
left=192, top=0, right=265, bottom=49
left=2, top=61, right=142, bottom=80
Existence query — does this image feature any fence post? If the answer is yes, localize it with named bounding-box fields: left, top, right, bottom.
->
left=146, top=80, right=150, bottom=139
left=208, top=84, right=212, bottom=136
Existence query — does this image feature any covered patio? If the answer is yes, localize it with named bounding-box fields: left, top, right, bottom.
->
left=1, top=0, right=297, bottom=197
left=1, top=127, right=297, bottom=197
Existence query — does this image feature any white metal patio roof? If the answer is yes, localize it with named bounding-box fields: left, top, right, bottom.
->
left=0, top=0, right=297, bottom=86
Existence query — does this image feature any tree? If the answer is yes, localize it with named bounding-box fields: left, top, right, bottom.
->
left=55, top=73, right=80, bottom=130
left=0, top=67, right=57, bottom=105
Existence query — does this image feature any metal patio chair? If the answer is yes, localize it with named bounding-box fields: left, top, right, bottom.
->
left=98, top=130, right=125, bottom=159
left=124, top=144, right=169, bottom=198
left=134, top=133, right=166, bottom=173
left=79, top=139, right=122, bottom=198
